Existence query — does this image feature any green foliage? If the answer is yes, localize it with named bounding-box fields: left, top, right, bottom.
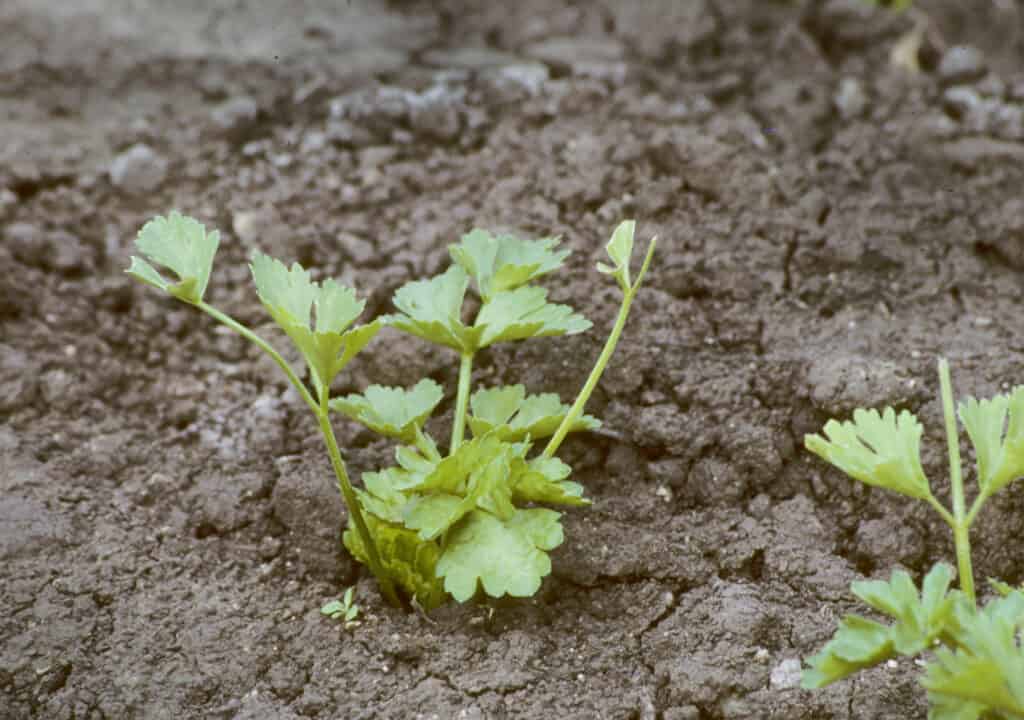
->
left=959, top=387, right=1024, bottom=498
left=468, top=385, right=600, bottom=441
left=382, top=266, right=482, bottom=353
left=250, top=252, right=379, bottom=398
left=803, top=361, right=1024, bottom=718
left=383, top=230, right=591, bottom=354
left=802, top=564, right=962, bottom=688
left=864, top=0, right=913, bottom=10
left=127, top=211, right=219, bottom=304
left=450, top=228, right=569, bottom=302
left=923, top=591, right=1024, bottom=719
left=127, top=211, right=653, bottom=611
left=805, top=407, right=931, bottom=501
left=321, top=586, right=360, bottom=628
left=331, top=379, right=444, bottom=444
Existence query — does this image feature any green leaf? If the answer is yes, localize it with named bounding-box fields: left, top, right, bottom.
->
left=514, top=456, right=589, bottom=507
left=344, top=514, right=448, bottom=611
left=127, top=211, right=220, bottom=304
left=805, top=407, right=932, bottom=501
left=801, top=615, right=894, bottom=688
left=596, top=219, right=636, bottom=290
left=356, top=466, right=412, bottom=523
left=403, top=442, right=517, bottom=540
left=469, top=384, right=600, bottom=441
left=922, top=591, right=1024, bottom=718
left=802, top=564, right=962, bottom=688
left=449, top=228, right=570, bottom=302
left=437, top=508, right=564, bottom=602
left=852, top=564, right=958, bottom=656
left=959, top=386, right=1024, bottom=497
left=320, top=600, right=344, bottom=617
left=250, top=252, right=378, bottom=394
left=383, top=266, right=484, bottom=352
left=330, top=379, right=444, bottom=443
left=475, top=286, right=591, bottom=348
left=409, top=434, right=503, bottom=494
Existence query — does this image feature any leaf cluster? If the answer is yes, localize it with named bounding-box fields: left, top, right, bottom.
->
left=321, top=587, right=360, bottom=628
left=381, top=228, right=591, bottom=354
left=127, top=213, right=653, bottom=611
left=805, top=565, right=1024, bottom=720
left=804, top=372, right=1024, bottom=717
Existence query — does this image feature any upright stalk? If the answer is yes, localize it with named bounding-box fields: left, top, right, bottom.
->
left=199, top=302, right=399, bottom=607
left=938, top=358, right=975, bottom=605
left=450, top=352, right=474, bottom=453
left=543, top=288, right=635, bottom=459
left=317, top=397, right=399, bottom=607
left=200, top=302, right=319, bottom=416
left=543, top=238, right=655, bottom=459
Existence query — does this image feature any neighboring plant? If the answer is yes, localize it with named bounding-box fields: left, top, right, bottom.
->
left=802, top=359, right=1024, bottom=719
left=321, top=587, right=360, bottom=628
left=127, top=212, right=655, bottom=611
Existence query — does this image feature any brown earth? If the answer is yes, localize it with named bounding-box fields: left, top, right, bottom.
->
left=2, top=1, right=1024, bottom=718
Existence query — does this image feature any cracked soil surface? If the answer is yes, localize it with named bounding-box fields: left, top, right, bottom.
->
left=2, top=1, right=1024, bottom=718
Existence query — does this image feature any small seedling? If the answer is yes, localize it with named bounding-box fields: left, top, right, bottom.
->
left=127, top=212, right=655, bottom=611
left=321, top=587, right=360, bottom=628
left=803, top=359, right=1024, bottom=718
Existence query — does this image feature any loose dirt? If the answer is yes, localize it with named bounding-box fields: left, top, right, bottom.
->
left=2, top=1, right=1023, bottom=718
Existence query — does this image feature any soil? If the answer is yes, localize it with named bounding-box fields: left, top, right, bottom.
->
left=3, top=1, right=1024, bottom=718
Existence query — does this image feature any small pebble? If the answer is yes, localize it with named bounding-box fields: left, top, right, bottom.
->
left=938, top=45, right=987, bottom=85
left=109, top=143, right=168, bottom=194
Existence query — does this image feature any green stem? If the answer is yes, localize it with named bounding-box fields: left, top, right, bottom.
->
left=198, top=302, right=399, bottom=607
left=925, top=493, right=956, bottom=528
left=317, top=400, right=400, bottom=607
left=938, top=358, right=975, bottom=605
left=450, top=352, right=474, bottom=454
left=199, top=302, right=319, bottom=416
left=965, top=491, right=988, bottom=529
left=543, top=239, right=655, bottom=459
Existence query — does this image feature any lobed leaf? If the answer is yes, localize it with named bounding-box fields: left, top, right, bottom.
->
left=403, top=440, right=518, bottom=540
left=127, top=211, right=220, bottom=304
left=514, top=456, right=589, bottom=506
left=802, top=564, right=962, bottom=688
left=436, top=508, right=564, bottom=602
left=383, top=266, right=483, bottom=352
left=450, top=228, right=570, bottom=302
left=959, top=386, right=1024, bottom=498
left=596, top=219, right=636, bottom=290
left=922, top=590, right=1024, bottom=718
left=468, top=384, right=600, bottom=441
left=330, top=379, right=444, bottom=443
left=250, top=252, right=378, bottom=394
left=805, top=407, right=932, bottom=501
left=801, top=615, right=893, bottom=688
left=475, top=286, right=591, bottom=348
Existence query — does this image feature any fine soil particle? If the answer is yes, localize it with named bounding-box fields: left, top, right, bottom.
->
left=2, top=1, right=1023, bottom=718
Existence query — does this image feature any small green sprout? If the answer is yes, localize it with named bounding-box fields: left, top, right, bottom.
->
left=127, top=212, right=655, bottom=611
left=803, top=359, right=1024, bottom=718
left=321, top=587, right=360, bottom=628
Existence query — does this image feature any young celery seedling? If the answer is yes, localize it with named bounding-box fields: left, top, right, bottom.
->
left=802, top=359, right=1024, bottom=718
left=127, top=212, right=655, bottom=611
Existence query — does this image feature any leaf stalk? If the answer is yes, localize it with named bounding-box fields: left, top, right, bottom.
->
left=450, top=352, right=474, bottom=453
left=543, top=239, right=656, bottom=459
left=938, top=358, right=975, bottom=605
left=198, top=302, right=399, bottom=607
